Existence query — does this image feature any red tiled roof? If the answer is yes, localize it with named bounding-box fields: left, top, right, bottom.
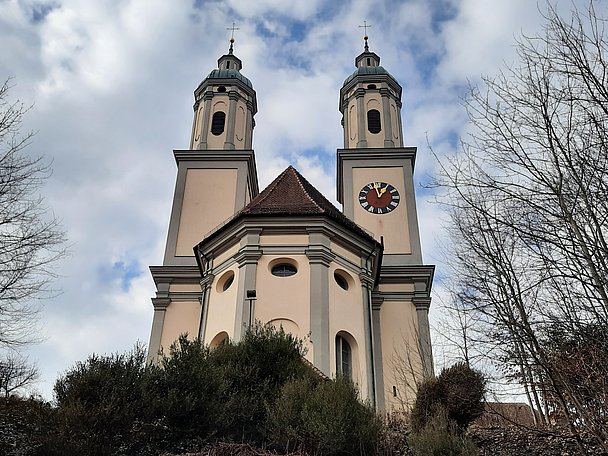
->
left=240, top=166, right=375, bottom=241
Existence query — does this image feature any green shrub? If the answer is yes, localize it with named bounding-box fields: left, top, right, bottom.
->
left=209, top=323, right=315, bottom=444
left=409, top=410, right=479, bottom=456
left=438, top=363, right=485, bottom=430
left=410, top=376, right=443, bottom=433
left=52, top=343, right=156, bottom=456
left=411, top=363, right=485, bottom=433
left=270, top=377, right=381, bottom=455
left=0, top=396, right=55, bottom=456
left=43, top=325, right=382, bottom=455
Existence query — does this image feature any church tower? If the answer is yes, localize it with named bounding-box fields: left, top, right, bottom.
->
left=337, top=35, right=434, bottom=409
left=147, top=38, right=259, bottom=360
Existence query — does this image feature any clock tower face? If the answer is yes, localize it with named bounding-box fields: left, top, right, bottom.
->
left=358, top=181, right=400, bottom=214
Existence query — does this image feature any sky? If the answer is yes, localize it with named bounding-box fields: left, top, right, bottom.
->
left=0, top=0, right=587, bottom=399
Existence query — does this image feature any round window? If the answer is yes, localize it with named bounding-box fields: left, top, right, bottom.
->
left=271, top=264, right=297, bottom=277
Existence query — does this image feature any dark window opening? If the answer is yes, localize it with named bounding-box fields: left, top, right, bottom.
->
left=367, top=57, right=371, bottom=66
left=223, top=274, right=234, bottom=291
left=367, top=84, right=377, bottom=90
left=211, top=111, right=226, bottom=135
left=336, top=335, right=352, bottom=379
left=226, top=61, right=230, bottom=69
left=367, top=109, right=381, bottom=134
left=218, top=86, right=226, bottom=92
left=334, top=272, right=349, bottom=290
left=271, top=264, right=297, bottom=277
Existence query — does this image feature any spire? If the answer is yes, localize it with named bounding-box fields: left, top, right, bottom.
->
left=359, top=20, right=372, bottom=52
left=227, top=22, right=239, bottom=55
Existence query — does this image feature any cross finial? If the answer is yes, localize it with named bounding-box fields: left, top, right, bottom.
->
left=359, top=20, right=372, bottom=51
left=227, top=22, right=239, bottom=53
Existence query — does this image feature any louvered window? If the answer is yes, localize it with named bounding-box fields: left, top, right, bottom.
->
left=211, top=111, right=226, bottom=135
left=367, top=109, right=381, bottom=134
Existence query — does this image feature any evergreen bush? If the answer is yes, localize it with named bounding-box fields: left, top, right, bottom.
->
left=271, top=376, right=381, bottom=455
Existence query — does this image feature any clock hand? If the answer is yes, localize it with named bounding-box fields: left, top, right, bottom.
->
left=379, top=187, right=387, bottom=196
left=373, top=182, right=382, bottom=198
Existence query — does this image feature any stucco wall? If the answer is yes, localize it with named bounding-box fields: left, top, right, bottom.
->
left=352, top=167, right=411, bottom=254
left=254, top=254, right=311, bottom=357
left=328, top=264, right=369, bottom=395
left=160, top=300, right=200, bottom=351
left=175, top=168, right=238, bottom=256
left=380, top=299, right=422, bottom=411
left=205, top=266, right=240, bottom=344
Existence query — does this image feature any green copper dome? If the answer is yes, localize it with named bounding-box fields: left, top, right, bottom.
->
left=343, top=65, right=389, bottom=86
left=206, top=68, right=253, bottom=89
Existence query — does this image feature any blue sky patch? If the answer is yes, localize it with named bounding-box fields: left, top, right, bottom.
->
left=27, top=1, right=57, bottom=24
left=98, top=259, right=142, bottom=292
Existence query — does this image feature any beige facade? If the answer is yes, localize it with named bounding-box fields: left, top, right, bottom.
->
left=147, top=40, right=434, bottom=413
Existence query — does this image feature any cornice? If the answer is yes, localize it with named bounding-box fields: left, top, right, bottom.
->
left=151, top=297, right=170, bottom=309
left=173, top=149, right=257, bottom=164
left=199, top=272, right=215, bottom=288
left=150, top=265, right=201, bottom=285
left=234, top=246, right=263, bottom=266
left=305, top=246, right=336, bottom=266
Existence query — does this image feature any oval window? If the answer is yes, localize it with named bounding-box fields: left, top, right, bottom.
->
left=271, top=264, right=297, bottom=277
left=334, top=271, right=349, bottom=291
left=216, top=270, right=235, bottom=293
left=367, top=109, right=381, bottom=134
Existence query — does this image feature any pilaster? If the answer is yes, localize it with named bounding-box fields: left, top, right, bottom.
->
left=233, top=231, right=262, bottom=341
left=197, top=272, right=215, bottom=342
left=380, top=88, right=395, bottom=147
left=306, top=231, right=334, bottom=376
left=198, top=91, right=213, bottom=150
left=224, top=91, right=239, bottom=150
left=355, top=89, right=367, bottom=148
left=414, top=297, right=434, bottom=378
left=371, top=295, right=385, bottom=411
left=360, top=270, right=377, bottom=407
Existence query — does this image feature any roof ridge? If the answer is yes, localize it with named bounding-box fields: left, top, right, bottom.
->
left=248, top=166, right=292, bottom=209
left=289, top=166, right=325, bottom=212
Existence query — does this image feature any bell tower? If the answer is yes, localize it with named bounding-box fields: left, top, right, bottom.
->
left=190, top=39, right=257, bottom=151
left=337, top=33, right=434, bottom=410
left=339, top=36, right=403, bottom=149
left=148, top=36, right=259, bottom=361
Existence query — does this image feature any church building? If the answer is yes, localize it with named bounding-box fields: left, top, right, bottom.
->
left=147, top=35, right=435, bottom=412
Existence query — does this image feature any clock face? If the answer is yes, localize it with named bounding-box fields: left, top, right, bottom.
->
left=359, top=182, right=400, bottom=214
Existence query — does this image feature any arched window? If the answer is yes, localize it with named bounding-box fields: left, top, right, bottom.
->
left=211, top=111, right=226, bottom=135
left=335, top=335, right=352, bottom=379
left=367, top=109, right=381, bottom=134
left=210, top=331, right=229, bottom=349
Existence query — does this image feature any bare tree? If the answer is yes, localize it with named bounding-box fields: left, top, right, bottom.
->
left=0, top=353, right=38, bottom=399
left=0, top=78, right=66, bottom=349
left=433, top=1, right=608, bottom=452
